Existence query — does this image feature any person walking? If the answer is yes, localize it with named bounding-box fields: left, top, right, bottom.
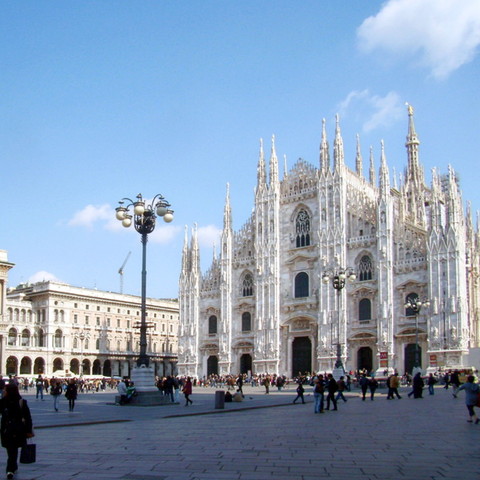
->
left=50, top=380, right=62, bottom=412
left=427, top=373, right=437, bottom=395
left=412, top=372, right=424, bottom=398
left=453, top=375, right=479, bottom=424
left=0, top=383, right=34, bottom=479
left=359, top=374, right=369, bottom=401
left=450, top=370, right=461, bottom=396
left=335, top=376, right=348, bottom=403
left=183, top=377, right=193, bottom=406
left=65, top=379, right=78, bottom=412
left=369, top=377, right=378, bottom=400
left=35, top=376, right=44, bottom=401
left=325, top=374, right=338, bottom=411
left=387, top=373, right=402, bottom=399
left=313, top=375, right=325, bottom=414
left=293, top=382, right=305, bottom=404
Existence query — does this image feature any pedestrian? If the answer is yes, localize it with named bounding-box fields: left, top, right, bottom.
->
left=0, top=377, right=5, bottom=399
left=313, top=375, right=324, bottom=414
left=173, top=377, right=180, bottom=403
left=263, top=375, right=270, bottom=394
left=453, top=375, right=479, bottom=424
left=387, top=373, right=402, bottom=399
left=236, top=374, right=244, bottom=396
left=335, top=376, right=348, bottom=403
left=450, top=370, right=461, bottom=396
left=427, top=373, right=437, bottom=395
left=35, top=376, right=44, bottom=401
left=325, top=374, right=338, bottom=411
left=51, top=381, right=62, bottom=412
left=65, top=379, right=78, bottom=412
left=443, top=371, right=450, bottom=389
left=0, top=383, right=35, bottom=479
left=359, top=374, right=369, bottom=401
left=183, top=377, right=193, bottom=406
left=117, top=378, right=128, bottom=405
left=293, top=382, right=305, bottom=404
left=412, top=372, right=424, bottom=398
left=369, top=377, right=378, bottom=400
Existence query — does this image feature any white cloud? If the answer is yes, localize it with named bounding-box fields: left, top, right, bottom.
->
left=149, top=224, right=182, bottom=244
left=28, top=271, right=59, bottom=284
left=68, top=204, right=112, bottom=229
left=357, top=0, right=480, bottom=79
left=337, top=90, right=403, bottom=133
left=197, top=225, right=222, bottom=248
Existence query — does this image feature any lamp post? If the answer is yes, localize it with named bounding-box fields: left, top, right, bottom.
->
left=322, top=267, right=356, bottom=374
left=115, top=193, right=173, bottom=369
left=404, top=296, right=430, bottom=369
left=79, top=331, right=86, bottom=377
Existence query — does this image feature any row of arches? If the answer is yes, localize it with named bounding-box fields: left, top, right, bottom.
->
left=205, top=338, right=423, bottom=377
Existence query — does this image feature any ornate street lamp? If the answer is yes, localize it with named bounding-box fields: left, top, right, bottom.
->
left=404, top=296, right=430, bottom=369
left=322, top=267, right=356, bottom=373
left=115, top=194, right=173, bottom=368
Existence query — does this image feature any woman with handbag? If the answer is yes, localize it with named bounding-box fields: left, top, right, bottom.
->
left=0, top=383, right=34, bottom=479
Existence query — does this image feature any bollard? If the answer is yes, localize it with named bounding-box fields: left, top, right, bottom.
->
left=215, top=390, right=225, bottom=409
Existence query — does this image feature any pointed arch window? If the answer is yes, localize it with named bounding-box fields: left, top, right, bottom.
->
left=242, top=273, right=253, bottom=297
left=359, top=299, right=372, bottom=321
left=358, top=255, right=373, bottom=281
left=242, top=312, right=252, bottom=332
left=295, top=210, right=311, bottom=247
left=208, top=315, right=218, bottom=335
left=294, top=272, right=309, bottom=298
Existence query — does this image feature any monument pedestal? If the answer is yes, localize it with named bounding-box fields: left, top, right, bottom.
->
left=126, top=365, right=176, bottom=406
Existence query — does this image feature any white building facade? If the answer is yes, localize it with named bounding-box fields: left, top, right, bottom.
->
left=0, top=260, right=179, bottom=378
left=178, top=110, right=480, bottom=378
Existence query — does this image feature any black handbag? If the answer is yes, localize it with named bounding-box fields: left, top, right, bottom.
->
left=20, top=441, right=36, bottom=464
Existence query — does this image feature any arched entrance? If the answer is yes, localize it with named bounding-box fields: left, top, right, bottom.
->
left=291, top=337, right=312, bottom=377
left=240, top=354, right=252, bottom=374
left=207, top=356, right=218, bottom=375
left=53, top=357, right=63, bottom=373
left=34, top=357, right=45, bottom=375
left=70, top=359, right=80, bottom=375
left=92, top=359, right=102, bottom=375
left=404, top=343, right=421, bottom=373
left=357, top=347, right=373, bottom=373
left=103, top=359, right=112, bottom=377
left=20, top=357, right=32, bottom=375
left=6, top=357, right=18, bottom=375
left=82, top=359, right=91, bottom=376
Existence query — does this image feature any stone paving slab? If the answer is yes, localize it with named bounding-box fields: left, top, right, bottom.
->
left=1, top=385, right=479, bottom=479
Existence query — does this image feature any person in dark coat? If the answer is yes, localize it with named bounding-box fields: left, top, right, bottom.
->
left=0, top=383, right=34, bottom=479
left=182, top=377, right=193, bottom=406
left=65, top=379, right=78, bottom=412
left=412, top=372, right=424, bottom=398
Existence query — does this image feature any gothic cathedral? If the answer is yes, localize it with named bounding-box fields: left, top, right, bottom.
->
left=178, top=108, right=480, bottom=379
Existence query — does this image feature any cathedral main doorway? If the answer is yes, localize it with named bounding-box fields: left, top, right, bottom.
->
left=404, top=343, right=421, bottom=373
left=240, top=354, right=252, bottom=374
left=291, top=337, right=312, bottom=377
left=357, top=347, right=373, bottom=373
left=207, top=355, right=218, bottom=375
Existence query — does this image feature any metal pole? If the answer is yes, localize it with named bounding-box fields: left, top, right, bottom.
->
left=137, top=232, right=149, bottom=367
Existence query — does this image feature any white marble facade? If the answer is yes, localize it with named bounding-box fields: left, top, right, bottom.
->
left=178, top=109, right=480, bottom=379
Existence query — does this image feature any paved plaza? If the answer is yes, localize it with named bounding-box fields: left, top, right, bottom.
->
left=1, top=383, right=479, bottom=480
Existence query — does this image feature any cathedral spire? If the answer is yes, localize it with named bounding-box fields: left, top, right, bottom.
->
left=333, top=114, right=344, bottom=170
left=223, top=183, right=232, bottom=232
left=190, top=222, right=200, bottom=274
left=269, top=134, right=279, bottom=186
left=369, top=146, right=375, bottom=186
left=355, top=134, right=363, bottom=177
left=379, top=140, right=390, bottom=192
left=405, top=103, right=424, bottom=185
left=283, top=154, right=288, bottom=179
left=319, top=118, right=330, bottom=172
left=181, top=224, right=190, bottom=273
left=257, top=138, right=267, bottom=189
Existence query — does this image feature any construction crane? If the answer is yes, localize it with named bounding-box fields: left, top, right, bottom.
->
left=118, top=251, right=131, bottom=294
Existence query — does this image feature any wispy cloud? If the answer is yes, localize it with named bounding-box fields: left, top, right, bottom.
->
left=337, top=90, right=403, bottom=133
left=28, top=271, right=59, bottom=284
left=197, top=225, right=222, bottom=248
left=357, top=0, right=480, bottom=79
left=68, top=204, right=112, bottom=229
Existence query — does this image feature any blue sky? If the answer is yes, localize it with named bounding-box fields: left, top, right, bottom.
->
left=1, top=1, right=479, bottom=299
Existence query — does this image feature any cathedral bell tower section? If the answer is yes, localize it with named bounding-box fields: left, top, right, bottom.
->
left=253, top=136, right=281, bottom=373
